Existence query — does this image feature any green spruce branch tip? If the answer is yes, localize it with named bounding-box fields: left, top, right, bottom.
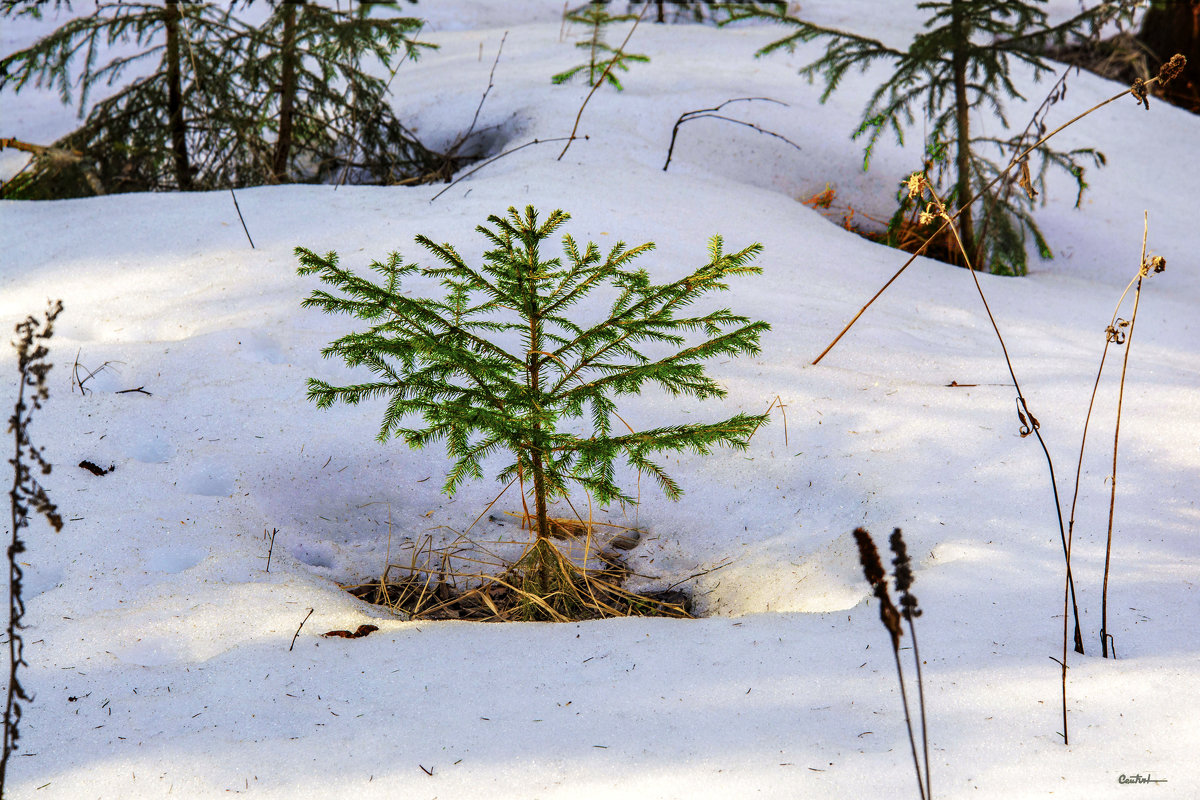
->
left=554, top=2, right=650, bottom=90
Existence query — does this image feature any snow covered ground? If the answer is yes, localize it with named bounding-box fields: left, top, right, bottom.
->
left=2, top=2, right=1197, bottom=798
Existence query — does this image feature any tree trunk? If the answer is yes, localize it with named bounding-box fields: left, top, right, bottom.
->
left=272, top=1, right=299, bottom=183
left=164, top=1, right=192, bottom=190
left=522, top=259, right=554, bottom=589
left=950, top=0, right=977, bottom=267
left=528, top=357, right=555, bottom=591
left=1139, top=0, right=1200, bottom=112
left=529, top=420, right=552, bottom=545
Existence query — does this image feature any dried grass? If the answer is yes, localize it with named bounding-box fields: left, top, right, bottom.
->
left=343, top=512, right=688, bottom=623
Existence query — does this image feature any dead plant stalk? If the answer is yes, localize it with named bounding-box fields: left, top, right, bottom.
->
left=812, top=56, right=1186, bottom=366
left=557, top=3, right=649, bottom=161
left=1101, top=213, right=1162, bottom=659
left=920, top=176, right=1083, bottom=743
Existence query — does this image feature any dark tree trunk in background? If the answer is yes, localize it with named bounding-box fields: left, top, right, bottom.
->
left=165, top=1, right=192, bottom=190
left=272, top=1, right=299, bottom=182
left=1139, top=0, right=1200, bottom=111
left=950, top=0, right=977, bottom=265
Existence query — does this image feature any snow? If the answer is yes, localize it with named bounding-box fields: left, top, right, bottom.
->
left=2, top=2, right=1198, bottom=798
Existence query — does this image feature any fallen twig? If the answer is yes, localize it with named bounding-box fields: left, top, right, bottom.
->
left=263, top=528, right=278, bottom=572
left=662, top=97, right=800, bottom=171
left=429, top=137, right=576, bottom=202
left=289, top=608, right=313, bottom=651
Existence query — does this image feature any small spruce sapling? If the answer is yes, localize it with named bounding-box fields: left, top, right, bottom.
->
left=297, top=206, right=768, bottom=584
left=728, top=0, right=1137, bottom=275
left=554, top=2, right=650, bottom=90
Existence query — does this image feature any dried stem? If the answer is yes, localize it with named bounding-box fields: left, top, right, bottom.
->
left=4, top=301, right=64, bottom=795
left=429, top=137, right=575, bottom=202
left=662, top=97, right=799, bottom=171
left=812, top=60, right=1184, bottom=366
left=919, top=177, right=1084, bottom=742
left=1100, top=213, right=1162, bottom=658
left=557, top=3, right=648, bottom=161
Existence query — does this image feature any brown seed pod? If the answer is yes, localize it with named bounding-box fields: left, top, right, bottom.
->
left=1157, top=53, right=1187, bottom=87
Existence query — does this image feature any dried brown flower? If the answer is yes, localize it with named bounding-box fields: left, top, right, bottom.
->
left=1130, top=78, right=1149, bottom=110
left=1018, top=158, right=1038, bottom=201
left=905, top=172, right=924, bottom=200
left=1157, top=54, right=1187, bottom=87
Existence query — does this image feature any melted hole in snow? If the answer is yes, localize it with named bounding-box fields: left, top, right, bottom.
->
left=143, top=547, right=205, bottom=574
left=181, top=463, right=235, bottom=496
left=290, top=541, right=336, bottom=570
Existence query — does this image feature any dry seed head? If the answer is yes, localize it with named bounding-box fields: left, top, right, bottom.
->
left=889, top=528, right=924, bottom=620
left=855, top=527, right=903, bottom=646
left=1158, top=54, right=1187, bottom=86
left=889, top=528, right=915, bottom=593
left=854, top=527, right=886, bottom=587
left=1131, top=77, right=1150, bottom=110
left=1138, top=254, right=1165, bottom=277
left=1018, top=159, right=1038, bottom=201
left=905, top=173, right=925, bottom=200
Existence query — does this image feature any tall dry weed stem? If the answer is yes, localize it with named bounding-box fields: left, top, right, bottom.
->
left=1098, top=216, right=1164, bottom=659
left=823, top=55, right=1185, bottom=745
left=4, top=301, right=64, bottom=796
left=813, top=54, right=1187, bottom=366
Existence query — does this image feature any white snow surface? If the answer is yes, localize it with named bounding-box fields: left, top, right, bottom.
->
left=2, top=2, right=1198, bottom=798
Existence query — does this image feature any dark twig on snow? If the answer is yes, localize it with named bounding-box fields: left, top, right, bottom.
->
left=429, top=137, right=576, bottom=202
left=662, top=97, right=801, bottom=171
left=263, top=527, right=279, bottom=573
left=71, top=349, right=122, bottom=396
left=289, top=608, right=313, bottom=651
left=229, top=187, right=255, bottom=249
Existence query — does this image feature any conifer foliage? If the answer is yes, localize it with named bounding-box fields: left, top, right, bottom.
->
left=0, top=1, right=434, bottom=198
left=553, top=2, right=650, bottom=89
left=296, top=206, right=769, bottom=547
left=729, top=0, right=1137, bottom=274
